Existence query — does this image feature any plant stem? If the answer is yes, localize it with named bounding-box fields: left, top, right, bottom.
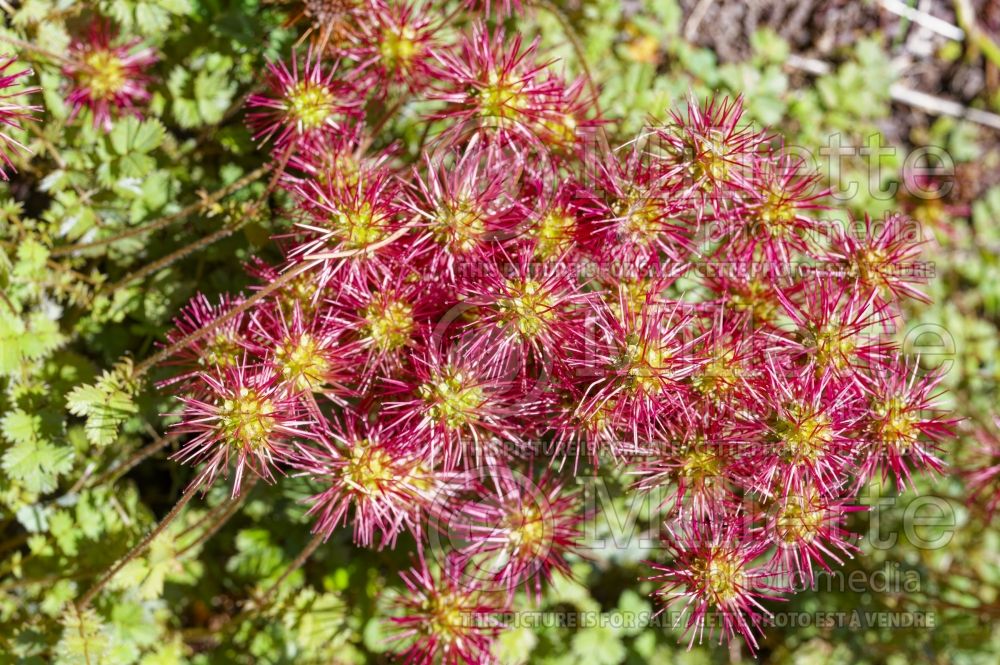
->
left=214, top=530, right=326, bottom=640
left=96, top=145, right=291, bottom=299
left=84, top=433, right=179, bottom=490
left=129, top=212, right=416, bottom=381
left=536, top=0, right=603, bottom=117
left=101, top=218, right=251, bottom=295
left=253, top=531, right=325, bottom=610
left=177, top=478, right=257, bottom=558
left=51, top=165, right=272, bottom=257
left=355, top=97, right=406, bottom=157
left=130, top=259, right=312, bottom=380
left=0, top=33, right=72, bottom=66
left=75, top=473, right=205, bottom=609
left=193, top=531, right=325, bottom=650
left=955, top=0, right=1000, bottom=70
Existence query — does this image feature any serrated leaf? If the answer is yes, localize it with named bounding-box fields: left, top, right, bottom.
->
left=55, top=608, right=114, bottom=665
left=109, top=557, right=152, bottom=592
left=110, top=117, right=165, bottom=156
left=110, top=600, right=160, bottom=648
left=66, top=384, right=106, bottom=417
left=570, top=625, right=625, bottom=665
left=493, top=626, right=537, bottom=665
left=2, top=436, right=74, bottom=494
left=40, top=579, right=76, bottom=617
left=49, top=510, right=80, bottom=557
left=118, top=152, right=157, bottom=179
left=13, top=239, right=49, bottom=280
left=1, top=409, right=41, bottom=445
left=66, top=370, right=139, bottom=447
left=21, top=312, right=64, bottom=360
left=0, top=308, right=25, bottom=374
left=136, top=3, right=171, bottom=33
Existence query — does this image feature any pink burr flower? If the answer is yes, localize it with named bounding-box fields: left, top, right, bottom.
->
left=388, top=552, right=509, bottom=665
left=246, top=47, right=362, bottom=150
left=301, top=412, right=460, bottom=548
left=0, top=55, right=41, bottom=179
left=383, top=335, right=532, bottom=471
left=63, top=21, right=158, bottom=132
left=856, top=359, right=952, bottom=490
left=430, top=24, right=565, bottom=144
left=646, top=518, right=785, bottom=653
left=449, top=468, right=587, bottom=601
left=344, top=0, right=440, bottom=92
left=761, top=479, right=863, bottom=584
left=170, top=361, right=314, bottom=496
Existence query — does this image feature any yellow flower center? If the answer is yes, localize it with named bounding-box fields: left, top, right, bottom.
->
left=330, top=201, right=391, bottom=250
left=853, top=247, right=891, bottom=287
left=759, top=189, right=797, bottom=236
left=496, top=279, right=555, bottom=337
left=504, top=504, right=550, bottom=558
left=344, top=439, right=395, bottom=495
left=81, top=50, right=126, bottom=100
left=275, top=333, right=329, bottom=389
left=614, top=333, right=671, bottom=394
left=380, top=27, right=419, bottom=70
left=218, top=388, right=276, bottom=452
left=424, top=593, right=470, bottom=642
left=692, top=549, right=747, bottom=606
left=363, top=298, right=415, bottom=351
left=729, top=280, right=778, bottom=322
left=874, top=396, right=919, bottom=453
left=478, top=70, right=528, bottom=122
left=613, top=194, right=662, bottom=247
left=691, top=348, right=740, bottom=398
left=431, top=199, right=486, bottom=253
left=538, top=112, right=578, bottom=147
left=679, top=131, right=729, bottom=189
left=201, top=330, right=241, bottom=369
left=810, top=323, right=856, bottom=371
left=775, top=403, right=833, bottom=463
left=418, top=366, right=485, bottom=429
left=533, top=208, right=576, bottom=259
left=776, top=489, right=826, bottom=544
left=678, top=439, right=723, bottom=483
left=286, top=81, right=335, bottom=131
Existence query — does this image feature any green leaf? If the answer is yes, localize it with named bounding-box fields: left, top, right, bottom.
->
left=2, top=405, right=73, bottom=495
left=135, top=2, right=172, bottom=33
left=615, top=590, right=651, bottom=637
left=140, top=638, right=185, bottom=665
left=0, top=307, right=25, bottom=374
left=41, top=579, right=77, bottom=617
left=493, top=626, right=538, bottom=664
left=21, top=312, right=64, bottom=361
left=110, top=600, right=160, bottom=648
left=55, top=608, right=114, bottom=665
left=1, top=409, right=41, bottom=445
left=227, top=528, right=287, bottom=583
left=110, top=117, right=165, bottom=156
left=49, top=510, right=80, bottom=557
left=66, top=366, right=139, bottom=447
left=750, top=27, right=790, bottom=64
left=570, top=625, right=626, bottom=665
left=13, top=239, right=49, bottom=281
left=2, top=436, right=74, bottom=494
